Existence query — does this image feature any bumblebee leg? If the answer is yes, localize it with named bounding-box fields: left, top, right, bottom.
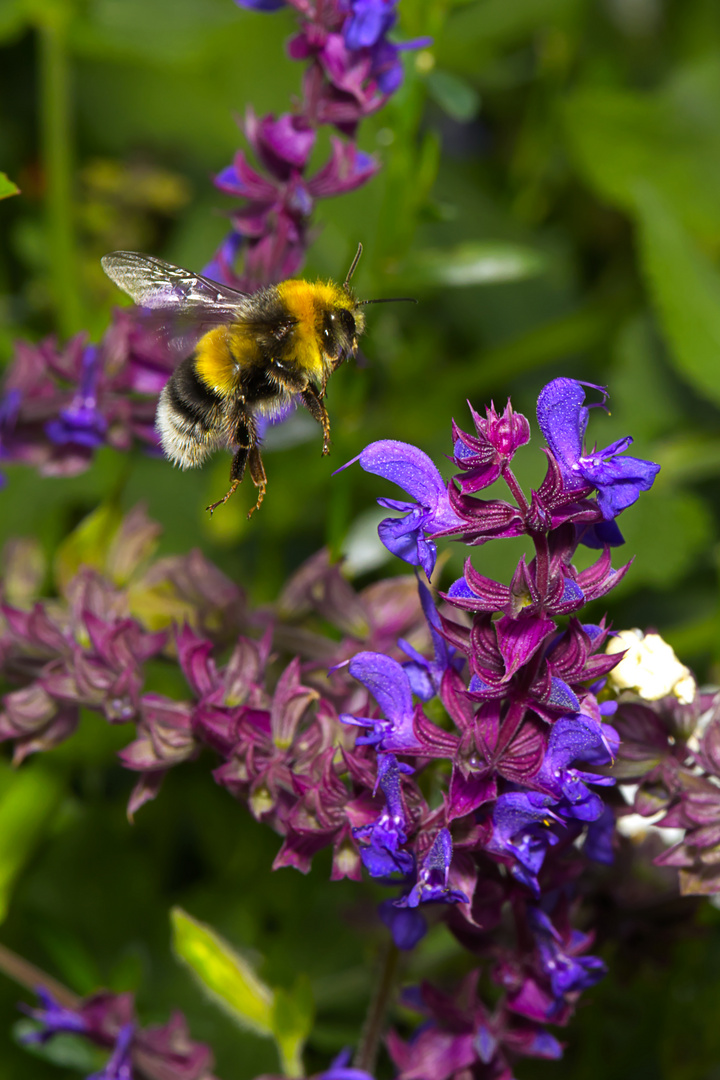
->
left=300, top=388, right=331, bottom=455
left=205, top=443, right=250, bottom=516
left=246, top=446, right=267, bottom=519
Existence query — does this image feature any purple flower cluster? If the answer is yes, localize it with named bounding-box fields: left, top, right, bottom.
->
left=611, top=689, right=720, bottom=896
left=330, top=378, right=660, bottom=1076
left=1, top=379, right=663, bottom=1080
left=210, top=109, right=379, bottom=287
left=0, top=314, right=181, bottom=476
left=207, top=0, right=428, bottom=287
left=20, top=987, right=213, bottom=1080
left=0, top=505, right=245, bottom=774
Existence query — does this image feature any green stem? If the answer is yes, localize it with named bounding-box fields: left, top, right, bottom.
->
left=354, top=940, right=399, bottom=1074
left=38, top=10, right=82, bottom=337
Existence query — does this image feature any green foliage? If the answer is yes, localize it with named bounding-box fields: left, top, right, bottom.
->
left=171, top=907, right=275, bottom=1036
left=400, top=240, right=546, bottom=288
left=0, top=173, right=19, bottom=200
left=564, top=62, right=720, bottom=241
left=0, top=763, right=65, bottom=924
left=635, top=183, right=720, bottom=408
left=171, top=907, right=314, bottom=1076
left=270, top=977, right=315, bottom=1079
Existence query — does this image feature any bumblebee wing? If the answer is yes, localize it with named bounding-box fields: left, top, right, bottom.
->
left=101, top=251, right=253, bottom=324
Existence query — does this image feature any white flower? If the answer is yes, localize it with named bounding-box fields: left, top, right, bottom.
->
left=606, top=629, right=696, bottom=704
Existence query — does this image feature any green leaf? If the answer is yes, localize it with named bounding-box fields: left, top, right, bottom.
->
left=0, top=172, right=20, bottom=199
left=400, top=241, right=545, bottom=288
left=437, top=0, right=581, bottom=72
left=634, top=183, right=720, bottom=407
left=425, top=70, right=480, bottom=122
left=614, top=488, right=713, bottom=593
left=53, top=501, right=123, bottom=594
left=170, top=907, right=274, bottom=1037
left=654, top=434, right=720, bottom=485
left=271, top=976, right=314, bottom=1079
left=0, top=0, right=28, bottom=43
left=0, top=764, right=65, bottom=923
left=68, top=0, right=244, bottom=64
left=441, top=294, right=619, bottom=400
left=563, top=61, right=720, bottom=240
left=610, top=316, right=680, bottom=443
left=664, top=614, right=718, bottom=664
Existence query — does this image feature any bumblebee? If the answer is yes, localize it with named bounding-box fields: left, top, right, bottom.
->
left=102, top=245, right=407, bottom=516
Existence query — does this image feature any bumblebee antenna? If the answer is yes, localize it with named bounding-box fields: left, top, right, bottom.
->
left=344, top=242, right=363, bottom=290
left=344, top=244, right=417, bottom=304
left=359, top=297, right=418, bottom=305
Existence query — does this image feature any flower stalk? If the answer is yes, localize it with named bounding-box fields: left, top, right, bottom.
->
left=353, top=940, right=399, bottom=1075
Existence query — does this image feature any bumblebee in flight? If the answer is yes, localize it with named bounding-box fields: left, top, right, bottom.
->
left=102, top=245, right=410, bottom=516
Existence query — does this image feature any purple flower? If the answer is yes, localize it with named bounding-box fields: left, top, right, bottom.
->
left=534, top=714, right=618, bottom=822
left=45, top=345, right=108, bottom=449
left=379, top=898, right=427, bottom=950
left=490, top=793, right=562, bottom=893
left=395, top=828, right=468, bottom=908
left=388, top=973, right=563, bottom=1080
left=527, top=907, right=606, bottom=1003
left=344, top=0, right=393, bottom=49
left=319, top=1047, right=377, bottom=1080
left=452, top=400, right=531, bottom=494
left=398, top=579, right=463, bottom=700
left=338, top=440, right=464, bottom=578
left=209, top=113, right=379, bottom=288
left=0, top=388, right=22, bottom=478
left=339, top=652, right=423, bottom=752
left=88, top=1023, right=134, bottom=1080
left=246, top=110, right=317, bottom=178
left=583, top=804, right=615, bottom=863
left=353, top=754, right=415, bottom=876
left=234, top=0, right=286, bottom=11
left=201, top=231, right=243, bottom=282
left=19, top=988, right=89, bottom=1043
left=536, top=378, right=660, bottom=521
left=342, top=0, right=431, bottom=94
left=19, top=988, right=213, bottom=1080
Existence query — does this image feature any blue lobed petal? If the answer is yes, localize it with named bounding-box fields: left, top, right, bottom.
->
left=379, top=899, right=427, bottom=950
left=233, top=0, right=286, bottom=10
left=347, top=652, right=412, bottom=723
left=344, top=0, right=387, bottom=48
left=536, top=378, right=594, bottom=484
left=358, top=440, right=449, bottom=510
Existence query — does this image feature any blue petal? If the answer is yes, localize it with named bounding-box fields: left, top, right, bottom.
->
left=559, top=577, right=584, bottom=607
left=547, top=677, right=580, bottom=712
left=379, top=899, right=427, bottom=950
left=233, top=0, right=286, bottom=9
left=536, top=378, right=594, bottom=480
left=578, top=519, right=625, bottom=548
left=358, top=440, right=449, bottom=511
left=347, top=652, right=413, bottom=725
left=584, top=805, right=615, bottom=864
left=344, top=0, right=386, bottom=48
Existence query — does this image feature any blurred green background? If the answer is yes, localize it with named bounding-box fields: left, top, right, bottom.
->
left=3, top=0, right=720, bottom=1077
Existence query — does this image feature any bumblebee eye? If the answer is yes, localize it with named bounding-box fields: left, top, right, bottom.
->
left=338, top=309, right=356, bottom=337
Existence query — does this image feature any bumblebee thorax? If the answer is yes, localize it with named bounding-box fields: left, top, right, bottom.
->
left=276, top=278, right=362, bottom=377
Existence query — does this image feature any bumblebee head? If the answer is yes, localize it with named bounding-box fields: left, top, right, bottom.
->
left=322, top=304, right=363, bottom=362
